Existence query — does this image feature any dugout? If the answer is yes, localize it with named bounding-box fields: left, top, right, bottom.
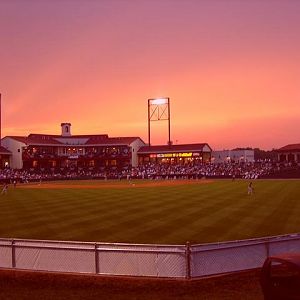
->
left=137, top=143, right=212, bottom=165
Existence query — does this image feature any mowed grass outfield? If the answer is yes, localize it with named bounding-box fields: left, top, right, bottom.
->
left=0, top=179, right=300, bottom=244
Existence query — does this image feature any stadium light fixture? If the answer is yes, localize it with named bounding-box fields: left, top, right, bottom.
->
left=149, top=98, right=168, bottom=105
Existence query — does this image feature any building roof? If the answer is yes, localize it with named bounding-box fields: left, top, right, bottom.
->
left=85, top=136, right=143, bottom=145
left=4, top=135, right=63, bottom=145
left=4, top=136, right=28, bottom=144
left=138, top=143, right=212, bottom=154
left=277, top=143, right=300, bottom=152
left=3, top=134, right=144, bottom=147
left=0, top=146, right=11, bottom=155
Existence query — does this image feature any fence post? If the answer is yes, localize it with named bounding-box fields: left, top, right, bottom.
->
left=185, top=241, right=191, bottom=279
left=265, top=241, right=270, bottom=258
left=11, top=239, right=16, bottom=268
left=95, top=243, right=99, bottom=274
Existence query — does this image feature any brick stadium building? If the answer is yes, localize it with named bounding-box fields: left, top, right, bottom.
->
left=137, top=143, right=212, bottom=165
left=1, top=123, right=145, bottom=170
left=277, top=143, right=300, bottom=163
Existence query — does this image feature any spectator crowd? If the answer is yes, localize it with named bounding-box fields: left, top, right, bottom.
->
left=0, top=161, right=299, bottom=183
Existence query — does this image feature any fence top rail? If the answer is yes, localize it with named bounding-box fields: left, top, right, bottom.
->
left=1, top=232, right=300, bottom=250
left=0, top=238, right=14, bottom=243
left=0, top=239, right=13, bottom=245
left=95, top=242, right=185, bottom=249
left=191, top=233, right=300, bottom=249
left=7, top=240, right=279, bottom=253
left=12, top=243, right=186, bottom=253
left=0, top=238, right=96, bottom=246
left=2, top=238, right=185, bottom=249
left=191, top=240, right=269, bottom=253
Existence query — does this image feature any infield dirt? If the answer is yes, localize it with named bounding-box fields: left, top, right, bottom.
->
left=18, top=179, right=214, bottom=189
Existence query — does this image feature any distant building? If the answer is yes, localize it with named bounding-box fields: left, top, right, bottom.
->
left=212, top=149, right=255, bottom=163
left=1, top=123, right=146, bottom=169
left=277, top=143, right=300, bottom=163
left=0, top=146, right=11, bottom=168
left=137, top=143, right=212, bottom=164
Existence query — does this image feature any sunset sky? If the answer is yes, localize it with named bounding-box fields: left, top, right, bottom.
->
left=1, top=0, right=299, bottom=150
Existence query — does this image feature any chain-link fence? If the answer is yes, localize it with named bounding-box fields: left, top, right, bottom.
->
left=1, top=233, right=300, bottom=278
left=0, top=239, right=187, bottom=278
left=190, top=233, right=300, bottom=277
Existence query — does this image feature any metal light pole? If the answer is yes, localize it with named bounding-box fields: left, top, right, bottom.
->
left=148, top=98, right=151, bottom=146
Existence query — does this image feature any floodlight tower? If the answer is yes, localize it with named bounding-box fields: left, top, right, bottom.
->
left=147, top=97, right=171, bottom=146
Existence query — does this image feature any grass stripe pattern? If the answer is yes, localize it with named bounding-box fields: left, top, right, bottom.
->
left=0, top=179, right=300, bottom=244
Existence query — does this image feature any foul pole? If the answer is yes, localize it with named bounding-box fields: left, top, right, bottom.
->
left=0, top=93, right=1, bottom=146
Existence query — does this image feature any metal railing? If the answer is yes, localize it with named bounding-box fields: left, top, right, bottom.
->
left=1, top=233, right=300, bottom=278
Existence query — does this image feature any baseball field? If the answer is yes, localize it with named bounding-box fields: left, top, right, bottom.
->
left=1, top=178, right=300, bottom=245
